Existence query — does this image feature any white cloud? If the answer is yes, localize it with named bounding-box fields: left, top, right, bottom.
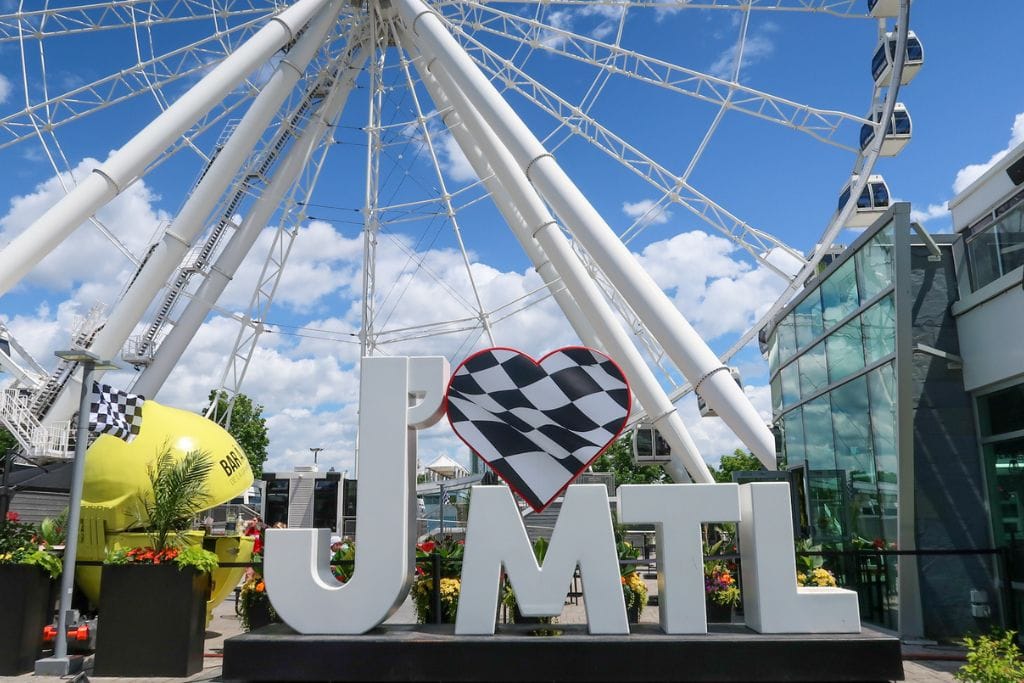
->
left=0, top=156, right=169, bottom=293
left=622, top=198, right=672, bottom=227
left=635, top=230, right=788, bottom=340
left=0, top=157, right=781, bottom=475
left=0, top=74, right=12, bottom=105
left=953, top=112, right=1024, bottom=194
left=709, top=34, right=775, bottom=80
left=909, top=202, right=949, bottom=224
left=678, top=381, right=773, bottom=469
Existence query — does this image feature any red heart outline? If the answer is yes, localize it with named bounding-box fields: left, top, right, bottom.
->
left=443, top=346, right=632, bottom=512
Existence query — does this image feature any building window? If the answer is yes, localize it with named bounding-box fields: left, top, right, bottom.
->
left=861, top=293, right=896, bottom=363
left=856, top=225, right=896, bottom=303
left=821, top=259, right=860, bottom=329
left=826, top=317, right=866, bottom=383
left=798, top=340, right=829, bottom=398
left=979, top=383, right=1024, bottom=546
left=795, top=289, right=825, bottom=349
left=979, top=384, right=1024, bottom=437
left=265, top=479, right=289, bottom=527
left=966, top=201, right=1024, bottom=291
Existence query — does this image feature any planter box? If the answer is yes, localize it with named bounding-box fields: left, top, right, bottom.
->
left=706, top=600, right=733, bottom=624
left=0, top=564, right=54, bottom=675
left=94, top=563, right=210, bottom=677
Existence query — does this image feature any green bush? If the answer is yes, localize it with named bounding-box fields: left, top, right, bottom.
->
left=956, top=630, right=1024, bottom=683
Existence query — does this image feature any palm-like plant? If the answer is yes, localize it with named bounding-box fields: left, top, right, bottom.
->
left=137, top=448, right=212, bottom=551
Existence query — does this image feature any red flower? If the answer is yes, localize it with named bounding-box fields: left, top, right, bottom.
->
left=417, top=541, right=436, bottom=554
left=872, top=538, right=885, bottom=550
left=5, top=511, right=19, bottom=522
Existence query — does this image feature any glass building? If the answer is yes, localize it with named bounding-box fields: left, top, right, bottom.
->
left=762, top=203, right=996, bottom=640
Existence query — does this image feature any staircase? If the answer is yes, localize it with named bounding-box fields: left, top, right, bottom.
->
left=289, top=476, right=316, bottom=528
left=0, top=389, right=70, bottom=460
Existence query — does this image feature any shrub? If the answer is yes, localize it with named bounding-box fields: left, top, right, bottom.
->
left=955, top=630, right=1024, bottom=683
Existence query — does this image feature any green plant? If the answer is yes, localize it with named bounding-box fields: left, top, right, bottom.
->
left=238, top=572, right=279, bottom=631
left=175, top=545, right=219, bottom=573
left=136, top=447, right=213, bottom=551
left=956, top=630, right=1024, bottom=683
left=39, top=509, right=68, bottom=547
left=412, top=537, right=465, bottom=623
left=704, top=560, right=740, bottom=607
left=0, top=512, right=63, bottom=578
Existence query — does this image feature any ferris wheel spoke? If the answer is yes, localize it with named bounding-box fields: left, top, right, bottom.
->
left=447, top=1, right=867, bottom=151
left=390, top=20, right=496, bottom=346
left=0, top=1, right=277, bottom=43
left=436, top=0, right=863, bottom=15
left=451, top=28, right=803, bottom=275
left=1, top=15, right=273, bottom=151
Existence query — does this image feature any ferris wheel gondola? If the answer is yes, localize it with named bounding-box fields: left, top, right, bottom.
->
left=837, top=174, right=892, bottom=229
left=860, top=103, right=912, bottom=157
left=872, top=30, right=924, bottom=86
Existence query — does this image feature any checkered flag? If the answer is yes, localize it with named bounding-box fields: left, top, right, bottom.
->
left=89, top=382, right=145, bottom=442
left=446, top=347, right=631, bottom=511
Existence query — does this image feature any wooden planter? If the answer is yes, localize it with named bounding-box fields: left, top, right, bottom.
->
left=0, top=564, right=54, bottom=675
left=94, top=563, right=211, bottom=677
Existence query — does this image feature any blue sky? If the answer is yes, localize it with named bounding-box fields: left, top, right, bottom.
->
left=0, top=1, right=1022, bottom=475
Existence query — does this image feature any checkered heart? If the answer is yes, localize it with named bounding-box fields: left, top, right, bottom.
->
left=445, top=347, right=631, bottom=512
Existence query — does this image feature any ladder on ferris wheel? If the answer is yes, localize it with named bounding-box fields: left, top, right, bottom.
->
left=126, top=97, right=315, bottom=368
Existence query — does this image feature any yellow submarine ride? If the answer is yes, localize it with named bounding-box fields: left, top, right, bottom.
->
left=76, top=399, right=255, bottom=621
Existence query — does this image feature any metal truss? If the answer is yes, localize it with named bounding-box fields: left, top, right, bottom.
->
left=0, top=1, right=279, bottom=43
left=1, top=11, right=270, bottom=150
left=435, top=0, right=865, bottom=18
left=446, top=1, right=870, bottom=151
left=448, top=24, right=806, bottom=276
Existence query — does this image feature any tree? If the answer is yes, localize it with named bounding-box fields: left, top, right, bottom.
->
left=203, top=391, right=270, bottom=478
left=710, top=448, right=764, bottom=483
left=591, top=434, right=667, bottom=487
left=0, top=427, right=18, bottom=455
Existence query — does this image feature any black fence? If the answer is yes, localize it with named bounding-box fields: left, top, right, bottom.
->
left=202, top=545, right=1021, bottom=630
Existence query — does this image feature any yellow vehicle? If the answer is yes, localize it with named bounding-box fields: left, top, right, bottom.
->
left=75, top=400, right=255, bottom=621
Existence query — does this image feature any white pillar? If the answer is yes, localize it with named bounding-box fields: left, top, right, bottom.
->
left=408, top=44, right=710, bottom=483
left=133, top=43, right=367, bottom=398
left=0, top=0, right=333, bottom=298
left=43, top=2, right=341, bottom=423
left=395, top=0, right=775, bottom=469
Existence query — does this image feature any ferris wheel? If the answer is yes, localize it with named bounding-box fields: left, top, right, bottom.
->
left=0, top=0, right=919, bottom=483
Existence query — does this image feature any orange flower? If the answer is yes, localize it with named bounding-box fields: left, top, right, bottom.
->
left=620, top=576, right=626, bottom=584
left=255, top=581, right=265, bottom=593
left=720, top=574, right=733, bottom=585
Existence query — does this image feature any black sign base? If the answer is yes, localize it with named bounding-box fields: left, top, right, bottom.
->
left=223, top=623, right=904, bottom=682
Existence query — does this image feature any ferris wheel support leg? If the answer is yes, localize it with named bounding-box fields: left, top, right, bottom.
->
left=407, top=39, right=709, bottom=485
left=134, top=43, right=369, bottom=399
left=0, top=0, right=334, bottom=300
left=396, top=0, right=775, bottom=469
left=41, top=2, right=343, bottom=426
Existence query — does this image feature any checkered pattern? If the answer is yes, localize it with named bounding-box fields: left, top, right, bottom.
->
left=89, top=381, right=145, bottom=442
left=446, top=347, right=631, bottom=511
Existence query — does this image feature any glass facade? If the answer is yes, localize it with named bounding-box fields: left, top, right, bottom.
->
left=767, top=223, right=898, bottom=547
left=965, top=196, right=1024, bottom=291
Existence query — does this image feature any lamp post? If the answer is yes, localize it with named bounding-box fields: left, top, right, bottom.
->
left=35, top=349, right=118, bottom=676
left=310, top=446, right=324, bottom=467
